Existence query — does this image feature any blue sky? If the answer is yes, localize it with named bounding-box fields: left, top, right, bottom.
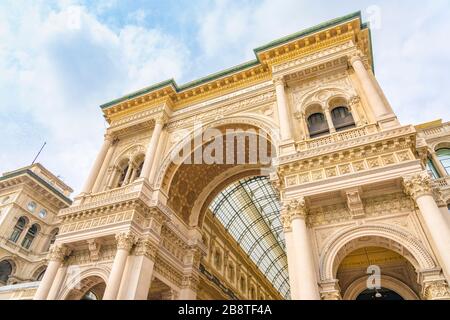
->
left=1, top=0, right=450, bottom=195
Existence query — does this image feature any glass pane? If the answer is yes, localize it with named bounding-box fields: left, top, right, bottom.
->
left=210, top=176, right=290, bottom=299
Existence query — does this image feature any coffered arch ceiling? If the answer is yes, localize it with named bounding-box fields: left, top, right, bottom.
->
left=165, top=123, right=274, bottom=226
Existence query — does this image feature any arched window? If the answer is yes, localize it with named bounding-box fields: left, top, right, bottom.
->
left=436, top=148, right=450, bottom=175
left=117, top=164, right=129, bottom=187
left=21, top=224, right=39, bottom=249
left=133, top=159, right=145, bottom=181
left=427, top=157, right=440, bottom=179
left=9, top=217, right=26, bottom=243
left=331, top=106, right=355, bottom=131
left=0, top=260, right=13, bottom=284
left=307, top=113, right=329, bottom=138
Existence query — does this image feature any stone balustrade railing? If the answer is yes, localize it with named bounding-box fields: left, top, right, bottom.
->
left=297, top=124, right=378, bottom=151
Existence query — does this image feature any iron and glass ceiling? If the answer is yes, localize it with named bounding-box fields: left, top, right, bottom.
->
left=209, top=176, right=290, bottom=299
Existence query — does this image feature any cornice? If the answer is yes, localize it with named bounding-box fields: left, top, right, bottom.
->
left=100, top=12, right=371, bottom=123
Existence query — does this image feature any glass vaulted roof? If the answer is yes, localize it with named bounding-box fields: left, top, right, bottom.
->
left=209, top=176, right=290, bottom=299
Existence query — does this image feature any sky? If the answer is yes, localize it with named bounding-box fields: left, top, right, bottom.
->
left=1, top=0, right=449, bottom=196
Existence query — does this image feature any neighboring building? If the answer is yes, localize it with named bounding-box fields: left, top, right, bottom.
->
left=2, top=11, right=450, bottom=300
left=0, top=163, right=72, bottom=299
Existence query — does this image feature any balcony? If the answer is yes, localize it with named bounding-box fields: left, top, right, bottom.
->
left=61, top=178, right=154, bottom=216
left=298, top=124, right=379, bottom=151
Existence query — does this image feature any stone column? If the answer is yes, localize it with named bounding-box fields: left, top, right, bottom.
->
left=283, top=198, right=320, bottom=300
left=81, top=134, right=113, bottom=195
left=430, top=151, right=448, bottom=178
left=121, top=238, right=157, bottom=300
left=280, top=213, right=299, bottom=299
left=92, top=138, right=118, bottom=193
left=103, top=232, right=136, bottom=300
left=122, top=161, right=133, bottom=186
left=140, top=115, right=165, bottom=181
left=274, top=78, right=293, bottom=141
left=349, top=53, right=392, bottom=120
left=34, top=245, right=70, bottom=300
left=46, top=264, right=68, bottom=300
left=324, top=108, right=336, bottom=133
left=403, top=173, right=450, bottom=279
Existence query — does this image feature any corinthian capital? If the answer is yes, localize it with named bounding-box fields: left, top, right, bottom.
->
left=403, top=173, right=433, bottom=200
left=48, top=244, right=71, bottom=262
left=422, top=280, right=450, bottom=300
left=115, top=232, right=137, bottom=251
left=282, top=197, right=308, bottom=222
left=134, top=238, right=158, bottom=260
left=348, top=51, right=363, bottom=65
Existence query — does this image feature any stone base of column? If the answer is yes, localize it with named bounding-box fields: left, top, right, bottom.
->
left=377, top=114, right=400, bottom=130
left=279, top=140, right=296, bottom=156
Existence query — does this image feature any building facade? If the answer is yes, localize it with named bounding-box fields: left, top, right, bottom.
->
left=2, top=12, right=450, bottom=300
left=0, top=164, right=72, bottom=299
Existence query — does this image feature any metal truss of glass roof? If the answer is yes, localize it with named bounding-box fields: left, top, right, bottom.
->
left=209, top=176, right=290, bottom=299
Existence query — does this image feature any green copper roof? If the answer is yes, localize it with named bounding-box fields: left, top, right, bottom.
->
left=101, top=11, right=368, bottom=110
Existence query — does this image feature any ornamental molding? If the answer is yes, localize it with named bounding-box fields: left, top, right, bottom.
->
left=270, top=34, right=355, bottom=71
left=319, top=223, right=436, bottom=281
left=166, top=90, right=276, bottom=131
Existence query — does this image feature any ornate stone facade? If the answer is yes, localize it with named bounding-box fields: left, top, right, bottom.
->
left=1, top=12, right=450, bottom=300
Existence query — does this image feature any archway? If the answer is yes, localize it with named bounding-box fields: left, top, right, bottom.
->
left=160, top=119, right=277, bottom=228
left=65, top=275, right=106, bottom=300
left=0, top=260, right=14, bottom=285
left=337, top=246, right=420, bottom=300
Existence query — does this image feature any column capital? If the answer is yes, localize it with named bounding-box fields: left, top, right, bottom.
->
left=134, top=238, right=158, bottom=260
left=181, top=274, right=200, bottom=290
left=47, top=244, right=71, bottom=262
left=273, top=76, right=285, bottom=87
left=349, top=95, right=361, bottom=106
left=115, top=232, right=137, bottom=251
left=403, top=172, right=434, bottom=199
left=282, top=197, right=308, bottom=223
left=154, top=113, right=168, bottom=125
left=348, top=51, right=363, bottom=66
left=422, top=279, right=450, bottom=300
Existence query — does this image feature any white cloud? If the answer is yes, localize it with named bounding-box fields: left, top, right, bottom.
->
left=0, top=2, right=189, bottom=194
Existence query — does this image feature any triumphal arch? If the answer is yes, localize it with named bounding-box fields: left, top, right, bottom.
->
left=33, top=12, right=450, bottom=300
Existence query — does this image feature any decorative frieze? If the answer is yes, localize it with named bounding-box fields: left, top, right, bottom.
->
left=283, top=149, right=414, bottom=188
